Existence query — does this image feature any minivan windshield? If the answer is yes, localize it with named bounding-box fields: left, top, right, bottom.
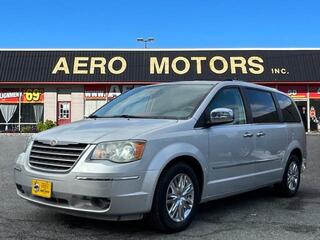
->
left=90, top=84, right=214, bottom=119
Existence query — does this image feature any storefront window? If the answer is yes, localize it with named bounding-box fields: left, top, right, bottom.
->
left=309, top=85, right=320, bottom=132
left=310, top=102, right=320, bottom=131
left=84, top=85, right=143, bottom=117
left=0, top=88, right=44, bottom=132
left=84, top=85, right=107, bottom=117
left=20, top=104, right=44, bottom=123
left=85, top=100, right=106, bottom=116
left=0, top=104, right=19, bottom=131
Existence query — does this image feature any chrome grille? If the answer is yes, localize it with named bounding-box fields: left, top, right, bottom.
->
left=29, top=141, right=88, bottom=172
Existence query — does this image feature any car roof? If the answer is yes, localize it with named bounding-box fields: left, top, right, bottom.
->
left=155, top=80, right=283, bottom=94
left=159, top=80, right=220, bottom=85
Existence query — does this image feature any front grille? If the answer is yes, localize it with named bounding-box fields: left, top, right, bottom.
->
left=29, top=141, right=88, bottom=173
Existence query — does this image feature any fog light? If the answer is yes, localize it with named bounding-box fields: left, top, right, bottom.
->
left=16, top=184, right=24, bottom=193
left=91, top=197, right=110, bottom=209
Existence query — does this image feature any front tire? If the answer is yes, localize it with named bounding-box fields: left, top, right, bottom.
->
left=148, top=162, right=200, bottom=233
left=274, top=154, right=301, bottom=197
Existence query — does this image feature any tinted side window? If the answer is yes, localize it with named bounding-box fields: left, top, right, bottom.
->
left=207, top=87, right=246, bottom=124
left=245, top=89, right=279, bottom=123
left=275, top=93, right=301, bottom=122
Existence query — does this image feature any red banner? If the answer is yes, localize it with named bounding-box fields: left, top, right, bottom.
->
left=278, top=85, right=307, bottom=99
left=0, top=88, right=44, bottom=103
left=261, top=84, right=277, bottom=89
left=309, top=85, right=320, bottom=99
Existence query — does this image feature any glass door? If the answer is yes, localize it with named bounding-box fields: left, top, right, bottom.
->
left=295, top=100, right=308, bottom=131
left=57, top=101, right=71, bottom=125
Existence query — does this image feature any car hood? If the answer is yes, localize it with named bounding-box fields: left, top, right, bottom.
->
left=35, top=118, right=178, bottom=144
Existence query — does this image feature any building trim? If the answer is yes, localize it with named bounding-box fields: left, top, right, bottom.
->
left=0, top=81, right=320, bottom=85
left=0, top=81, right=157, bottom=85
left=1, top=48, right=320, bottom=51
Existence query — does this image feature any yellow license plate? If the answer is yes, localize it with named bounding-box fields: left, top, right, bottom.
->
left=31, top=179, right=52, bottom=198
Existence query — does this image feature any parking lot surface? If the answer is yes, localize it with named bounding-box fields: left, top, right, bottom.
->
left=0, top=135, right=319, bottom=240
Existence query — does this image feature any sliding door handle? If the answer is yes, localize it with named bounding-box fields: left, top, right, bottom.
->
left=243, top=132, right=253, bottom=138
left=256, top=131, right=266, bottom=137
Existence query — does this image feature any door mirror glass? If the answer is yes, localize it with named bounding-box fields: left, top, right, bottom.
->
left=208, top=108, right=234, bottom=125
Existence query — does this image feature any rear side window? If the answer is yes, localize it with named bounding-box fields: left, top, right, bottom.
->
left=275, top=93, right=301, bottom=122
left=245, top=88, right=279, bottom=123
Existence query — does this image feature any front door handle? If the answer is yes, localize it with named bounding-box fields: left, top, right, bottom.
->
left=243, top=132, right=253, bottom=138
left=256, top=131, right=266, bottom=137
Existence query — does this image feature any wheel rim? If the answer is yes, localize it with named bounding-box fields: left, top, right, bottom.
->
left=287, top=161, right=299, bottom=191
left=166, top=173, right=194, bottom=222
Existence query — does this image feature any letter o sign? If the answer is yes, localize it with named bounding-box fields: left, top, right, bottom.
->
left=209, top=56, right=228, bottom=74
left=171, top=57, right=190, bottom=75
left=108, top=57, right=127, bottom=74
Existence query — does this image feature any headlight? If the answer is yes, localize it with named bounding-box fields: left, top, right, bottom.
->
left=91, top=141, right=146, bottom=163
left=24, top=135, right=35, bottom=152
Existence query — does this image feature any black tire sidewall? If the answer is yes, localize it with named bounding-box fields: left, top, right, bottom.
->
left=154, top=163, right=200, bottom=232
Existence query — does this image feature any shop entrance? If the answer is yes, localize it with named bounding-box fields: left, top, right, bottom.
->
left=310, top=99, right=320, bottom=132
left=57, top=101, right=71, bottom=125
left=295, top=101, right=308, bottom=131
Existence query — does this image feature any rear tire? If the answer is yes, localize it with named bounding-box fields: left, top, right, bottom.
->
left=147, top=162, right=200, bottom=233
left=274, top=154, right=301, bottom=197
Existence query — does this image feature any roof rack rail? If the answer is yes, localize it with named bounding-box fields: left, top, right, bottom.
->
left=222, top=78, right=242, bottom=81
left=222, top=79, right=234, bottom=81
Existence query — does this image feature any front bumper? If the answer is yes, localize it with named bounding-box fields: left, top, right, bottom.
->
left=14, top=152, right=158, bottom=221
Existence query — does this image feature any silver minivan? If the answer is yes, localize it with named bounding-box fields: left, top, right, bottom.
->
left=14, top=80, right=306, bottom=232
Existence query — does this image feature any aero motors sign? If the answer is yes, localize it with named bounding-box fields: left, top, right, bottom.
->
left=52, top=55, right=264, bottom=76
left=0, top=88, right=44, bottom=103
left=0, top=50, right=320, bottom=83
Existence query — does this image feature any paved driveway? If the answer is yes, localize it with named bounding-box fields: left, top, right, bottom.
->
left=0, top=135, right=319, bottom=240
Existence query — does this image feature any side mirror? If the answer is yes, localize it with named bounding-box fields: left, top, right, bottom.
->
left=208, top=108, right=234, bottom=125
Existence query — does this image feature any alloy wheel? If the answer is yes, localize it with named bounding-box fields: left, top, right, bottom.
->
left=166, top=173, right=194, bottom=222
left=287, top=161, right=299, bottom=191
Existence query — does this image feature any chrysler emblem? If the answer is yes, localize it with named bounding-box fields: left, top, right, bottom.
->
left=50, top=139, right=58, bottom=146
left=33, top=183, right=39, bottom=192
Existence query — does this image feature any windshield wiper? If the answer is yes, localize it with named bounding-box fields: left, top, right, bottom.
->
left=87, top=114, right=99, bottom=118
left=89, top=114, right=172, bottom=119
left=88, top=114, right=144, bottom=119
left=110, top=115, right=146, bottom=118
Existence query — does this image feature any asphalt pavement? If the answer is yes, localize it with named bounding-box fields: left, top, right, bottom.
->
left=0, top=135, right=319, bottom=240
